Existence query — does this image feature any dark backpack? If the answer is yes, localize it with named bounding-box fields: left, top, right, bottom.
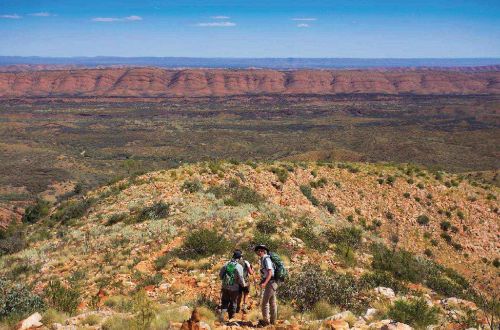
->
left=265, top=252, right=288, bottom=282
left=222, top=261, right=237, bottom=286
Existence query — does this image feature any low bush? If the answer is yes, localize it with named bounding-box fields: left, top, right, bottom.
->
left=51, top=198, right=95, bottom=224
left=270, top=167, right=289, bottom=183
left=44, top=279, right=80, bottom=315
left=293, top=226, right=327, bottom=252
left=0, top=279, right=45, bottom=321
left=416, top=215, right=430, bottom=226
left=310, top=177, right=327, bottom=188
left=280, top=264, right=361, bottom=312
left=0, top=223, right=26, bottom=256
left=372, top=244, right=470, bottom=298
left=300, top=185, right=319, bottom=206
left=136, top=201, right=171, bottom=222
left=105, top=212, right=129, bottom=226
left=154, top=254, right=172, bottom=271
left=22, top=199, right=50, bottom=224
left=255, top=216, right=278, bottom=235
left=387, top=297, right=439, bottom=329
left=326, top=226, right=362, bottom=249
left=440, top=221, right=451, bottom=231
left=322, top=201, right=336, bottom=214
left=207, top=180, right=263, bottom=206
left=359, top=271, right=405, bottom=293
left=178, top=229, right=230, bottom=260
left=181, top=179, right=202, bottom=193
left=311, top=300, right=336, bottom=319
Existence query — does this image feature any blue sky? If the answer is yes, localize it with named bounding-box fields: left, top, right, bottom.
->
left=1, top=0, right=499, bottom=57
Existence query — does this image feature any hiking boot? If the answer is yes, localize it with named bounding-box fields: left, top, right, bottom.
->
left=257, top=319, right=270, bottom=327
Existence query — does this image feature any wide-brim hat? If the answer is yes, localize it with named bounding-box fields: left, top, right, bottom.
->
left=254, top=244, right=269, bottom=253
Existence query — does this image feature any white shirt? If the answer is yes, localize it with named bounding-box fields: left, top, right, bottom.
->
left=260, top=254, right=274, bottom=280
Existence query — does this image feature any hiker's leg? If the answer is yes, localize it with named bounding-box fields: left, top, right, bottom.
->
left=219, top=289, right=230, bottom=321
left=269, top=282, right=278, bottom=324
left=236, top=287, right=242, bottom=313
left=261, top=284, right=272, bottom=322
left=228, top=290, right=239, bottom=319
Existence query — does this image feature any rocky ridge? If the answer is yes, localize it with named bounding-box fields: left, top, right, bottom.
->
left=0, top=68, right=499, bottom=98
left=1, top=161, right=498, bottom=329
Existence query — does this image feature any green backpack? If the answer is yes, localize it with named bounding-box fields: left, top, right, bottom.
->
left=268, top=252, right=288, bottom=282
left=223, top=262, right=237, bottom=286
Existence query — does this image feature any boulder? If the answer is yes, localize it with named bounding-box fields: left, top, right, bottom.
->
left=381, top=322, right=413, bottom=330
left=326, top=310, right=355, bottom=321
left=374, top=287, right=396, bottom=299
left=324, top=319, right=350, bottom=330
left=16, top=312, right=43, bottom=330
left=363, top=308, right=378, bottom=321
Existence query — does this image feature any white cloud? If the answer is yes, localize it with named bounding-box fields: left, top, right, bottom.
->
left=197, top=21, right=236, bottom=27
left=29, top=12, right=54, bottom=17
left=292, top=18, right=317, bottom=21
left=92, top=15, right=142, bottom=22
left=124, top=15, right=142, bottom=21
left=211, top=15, right=230, bottom=19
left=297, top=23, right=310, bottom=28
left=0, top=14, right=22, bottom=19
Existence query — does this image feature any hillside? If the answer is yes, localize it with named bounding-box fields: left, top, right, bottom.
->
left=1, top=161, right=498, bottom=329
left=0, top=68, right=499, bottom=98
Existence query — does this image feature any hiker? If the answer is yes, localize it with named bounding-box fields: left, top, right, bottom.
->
left=235, top=249, right=254, bottom=313
left=218, top=250, right=247, bottom=322
left=255, top=244, right=278, bottom=326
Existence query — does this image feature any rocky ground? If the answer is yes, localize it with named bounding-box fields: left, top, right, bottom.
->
left=1, top=161, right=498, bottom=329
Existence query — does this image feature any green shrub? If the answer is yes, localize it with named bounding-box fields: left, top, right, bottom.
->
left=0, top=223, right=26, bottom=256
left=310, top=177, right=327, bottom=188
left=300, top=185, right=319, bottom=206
left=154, top=254, right=172, bottom=271
left=136, top=201, right=171, bottom=222
left=440, top=232, right=452, bottom=243
left=440, top=221, right=451, bottom=231
left=51, top=198, right=95, bottom=224
left=22, top=199, right=50, bottom=224
left=359, top=271, right=404, bottom=293
left=271, top=167, right=289, bottom=183
left=403, top=192, right=411, bottom=198
left=102, top=315, right=135, bottom=330
left=293, top=226, right=327, bottom=252
left=311, top=300, right=336, bottom=319
left=424, top=249, right=433, bottom=257
left=106, top=212, right=129, bottom=226
left=387, top=297, right=439, bottom=329
left=0, top=279, right=45, bottom=321
left=255, top=216, right=278, bottom=234
left=334, top=244, right=357, bottom=267
left=416, top=183, right=425, bottom=189
left=44, top=279, right=80, bottom=315
left=416, top=215, right=430, bottom=226
left=326, top=227, right=362, bottom=250
left=322, top=201, right=336, bottom=214
left=179, top=229, right=230, bottom=260
left=493, top=258, right=500, bottom=268
left=280, top=264, right=360, bottom=312
left=181, top=180, right=202, bottom=193
left=386, top=176, right=396, bottom=185
left=207, top=180, right=263, bottom=206
left=371, top=244, right=425, bottom=283
left=457, top=211, right=465, bottom=220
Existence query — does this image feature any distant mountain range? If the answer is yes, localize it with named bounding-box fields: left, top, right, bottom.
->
left=1, top=67, right=499, bottom=98
left=0, top=56, right=499, bottom=69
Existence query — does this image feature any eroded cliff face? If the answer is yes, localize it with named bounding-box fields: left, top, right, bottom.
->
left=0, top=67, right=498, bottom=98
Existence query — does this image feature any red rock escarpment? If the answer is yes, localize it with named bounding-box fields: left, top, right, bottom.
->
left=0, top=68, right=498, bottom=98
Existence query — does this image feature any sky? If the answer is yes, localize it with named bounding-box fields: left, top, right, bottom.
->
left=1, top=0, right=499, bottom=58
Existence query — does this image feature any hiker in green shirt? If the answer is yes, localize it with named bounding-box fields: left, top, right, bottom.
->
left=218, top=250, right=247, bottom=322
